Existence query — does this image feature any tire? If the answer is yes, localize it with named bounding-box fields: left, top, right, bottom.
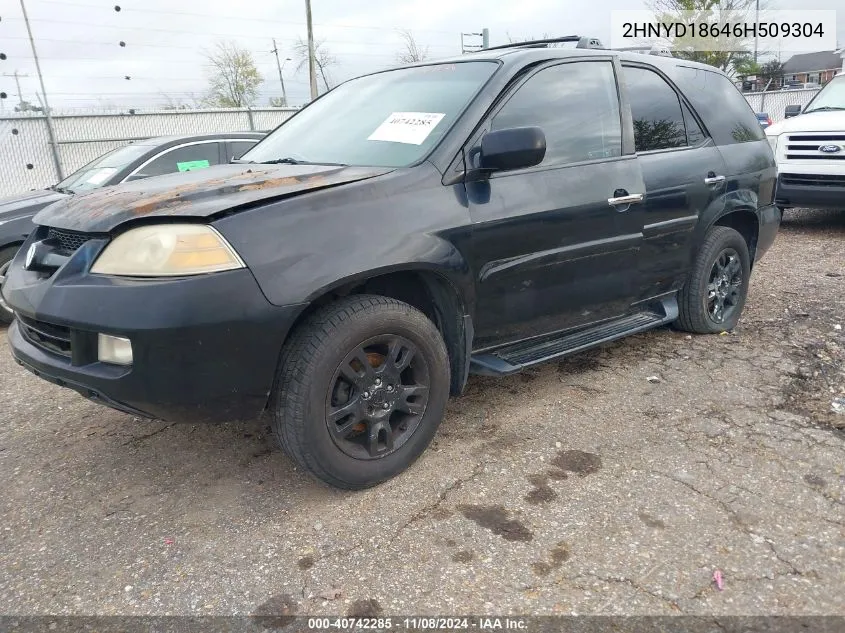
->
left=0, top=246, right=20, bottom=326
left=676, top=226, right=751, bottom=334
left=271, top=295, right=450, bottom=489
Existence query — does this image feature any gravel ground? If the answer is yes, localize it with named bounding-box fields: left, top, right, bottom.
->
left=0, top=208, right=843, bottom=616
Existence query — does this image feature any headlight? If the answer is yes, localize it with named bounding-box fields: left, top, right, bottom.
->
left=767, top=134, right=779, bottom=154
left=91, top=224, right=244, bottom=277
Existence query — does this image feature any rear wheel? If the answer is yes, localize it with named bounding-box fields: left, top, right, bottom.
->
left=676, top=226, right=751, bottom=334
left=0, top=246, right=20, bottom=326
left=272, top=295, right=450, bottom=489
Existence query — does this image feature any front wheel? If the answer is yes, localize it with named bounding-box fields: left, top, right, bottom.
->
left=676, top=226, right=751, bottom=334
left=271, top=295, right=450, bottom=489
left=0, top=246, right=20, bottom=326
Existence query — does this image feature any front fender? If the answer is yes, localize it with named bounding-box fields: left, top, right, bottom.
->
left=0, top=213, right=35, bottom=249
left=214, top=164, right=475, bottom=310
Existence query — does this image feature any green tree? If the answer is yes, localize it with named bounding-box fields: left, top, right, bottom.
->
left=204, top=41, right=263, bottom=108
left=648, top=0, right=761, bottom=72
left=758, top=59, right=785, bottom=88
left=732, top=53, right=759, bottom=78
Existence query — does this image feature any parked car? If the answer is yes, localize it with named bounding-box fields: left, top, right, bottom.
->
left=765, top=73, right=845, bottom=212
left=0, top=132, right=264, bottom=324
left=2, top=38, right=779, bottom=489
left=756, top=112, right=773, bottom=128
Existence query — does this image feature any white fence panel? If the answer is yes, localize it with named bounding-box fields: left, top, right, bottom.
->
left=743, top=88, right=821, bottom=122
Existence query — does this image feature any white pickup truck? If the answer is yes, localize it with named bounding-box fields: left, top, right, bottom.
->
left=765, top=73, right=845, bottom=212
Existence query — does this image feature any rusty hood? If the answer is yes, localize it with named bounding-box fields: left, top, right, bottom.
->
left=33, top=163, right=394, bottom=233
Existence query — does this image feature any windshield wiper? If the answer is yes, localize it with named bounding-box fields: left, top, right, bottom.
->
left=259, top=157, right=349, bottom=167
left=49, top=185, right=74, bottom=194
left=804, top=106, right=845, bottom=113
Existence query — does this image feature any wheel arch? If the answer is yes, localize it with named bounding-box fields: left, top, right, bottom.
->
left=283, top=265, right=474, bottom=397
left=711, top=208, right=759, bottom=266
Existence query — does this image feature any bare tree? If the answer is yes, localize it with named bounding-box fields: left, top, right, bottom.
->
left=293, top=37, right=338, bottom=93
left=160, top=91, right=203, bottom=110
left=506, top=32, right=551, bottom=43
left=396, top=29, right=429, bottom=63
left=203, top=41, right=263, bottom=108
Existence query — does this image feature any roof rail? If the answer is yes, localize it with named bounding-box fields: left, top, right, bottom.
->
left=483, top=35, right=605, bottom=52
left=615, top=43, right=674, bottom=57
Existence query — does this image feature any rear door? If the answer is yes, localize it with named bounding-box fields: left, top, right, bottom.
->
left=123, top=141, right=225, bottom=181
left=620, top=63, right=728, bottom=301
left=465, top=58, right=647, bottom=348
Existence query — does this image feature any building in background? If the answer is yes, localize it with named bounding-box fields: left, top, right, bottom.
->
left=782, top=50, right=843, bottom=86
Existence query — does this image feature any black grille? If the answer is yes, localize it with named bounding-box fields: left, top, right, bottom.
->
left=781, top=173, right=845, bottom=188
left=788, top=134, right=845, bottom=141
left=47, top=227, right=90, bottom=254
left=18, top=315, right=72, bottom=357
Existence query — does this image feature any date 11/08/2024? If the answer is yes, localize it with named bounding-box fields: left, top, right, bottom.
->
left=306, top=617, right=529, bottom=630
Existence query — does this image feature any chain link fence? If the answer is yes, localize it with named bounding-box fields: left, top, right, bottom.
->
left=0, top=90, right=826, bottom=199
left=743, top=88, right=821, bottom=122
left=0, top=107, right=296, bottom=198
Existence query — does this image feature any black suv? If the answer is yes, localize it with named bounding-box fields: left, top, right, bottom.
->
left=3, top=39, right=779, bottom=489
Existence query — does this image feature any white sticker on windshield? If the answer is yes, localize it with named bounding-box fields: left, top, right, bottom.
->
left=85, top=167, right=117, bottom=185
left=367, top=112, right=446, bottom=145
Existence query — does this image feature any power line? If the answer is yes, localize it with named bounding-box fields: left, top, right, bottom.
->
left=1, top=35, right=457, bottom=51
left=29, top=0, right=456, bottom=34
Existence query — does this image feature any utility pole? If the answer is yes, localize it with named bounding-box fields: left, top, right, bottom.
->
left=461, top=32, right=484, bottom=54
left=271, top=39, right=291, bottom=106
left=1, top=70, right=29, bottom=108
left=304, top=0, right=318, bottom=101
left=482, top=28, right=490, bottom=49
left=753, top=0, right=759, bottom=63
left=19, top=0, right=63, bottom=180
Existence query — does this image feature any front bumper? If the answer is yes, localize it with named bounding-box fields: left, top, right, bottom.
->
left=4, top=252, right=304, bottom=423
left=775, top=173, right=845, bottom=210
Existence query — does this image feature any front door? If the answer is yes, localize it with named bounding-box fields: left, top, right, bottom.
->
left=465, top=59, right=646, bottom=349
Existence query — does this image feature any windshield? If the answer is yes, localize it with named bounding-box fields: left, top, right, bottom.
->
left=242, top=61, right=498, bottom=168
left=55, top=143, right=154, bottom=193
left=804, top=76, right=845, bottom=113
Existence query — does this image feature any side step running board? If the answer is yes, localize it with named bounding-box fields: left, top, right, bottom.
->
left=470, top=297, right=677, bottom=376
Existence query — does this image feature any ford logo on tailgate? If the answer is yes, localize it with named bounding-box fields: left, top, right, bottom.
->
left=818, top=144, right=842, bottom=153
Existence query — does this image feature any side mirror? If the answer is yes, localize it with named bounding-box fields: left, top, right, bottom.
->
left=479, top=127, right=546, bottom=172
left=785, top=105, right=802, bottom=118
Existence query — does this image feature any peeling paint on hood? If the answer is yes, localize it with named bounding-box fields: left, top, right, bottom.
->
left=33, top=163, right=393, bottom=233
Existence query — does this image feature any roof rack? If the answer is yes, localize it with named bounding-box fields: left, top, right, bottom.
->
left=483, top=35, right=605, bottom=52
left=483, top=36, right=674, bottom=57
left=615, top=43, right=674, bottom=57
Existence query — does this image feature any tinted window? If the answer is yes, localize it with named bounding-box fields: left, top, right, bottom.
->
left=243, top=62, right=497, bottom=168
left=682, top=102, right=706, bottom=145
left=491, top=61, right=621, bottom=166
left=55, top=143, right=155, bottom=193
left=670, top=66, right=765, bottom=144
left=229, top=140, right=259, bottom=161
left=623, top=66, right=686, bottom=152
left=140, top=143, right=222, bottom=177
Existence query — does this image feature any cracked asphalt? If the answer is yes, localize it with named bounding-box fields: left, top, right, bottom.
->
left=1, top=208, right=843, bottom=616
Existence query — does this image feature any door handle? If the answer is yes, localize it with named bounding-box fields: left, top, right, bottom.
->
left=704, top=174, right=726, bottom=185
left=607, top=193, right=644, bottom=207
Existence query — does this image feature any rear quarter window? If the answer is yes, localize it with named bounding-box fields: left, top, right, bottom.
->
left=670, top=66, right=764, bottom=145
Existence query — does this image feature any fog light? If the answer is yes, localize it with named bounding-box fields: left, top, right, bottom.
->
left=97, top=333, right=133, bottom=366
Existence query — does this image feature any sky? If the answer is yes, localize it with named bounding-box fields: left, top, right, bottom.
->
left=0, top=0, right=843, bottom=112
